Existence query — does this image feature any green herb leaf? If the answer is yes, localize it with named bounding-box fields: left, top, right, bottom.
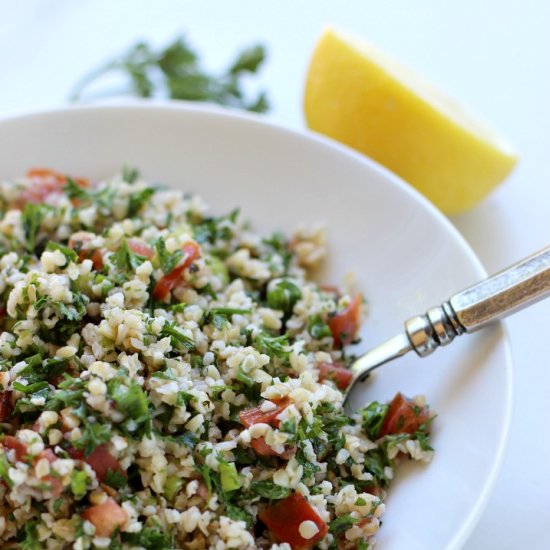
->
left=128, top=187, right=155, bottom=217
left=254, top=332, right=290, bottom=359
left=250, top=480, right=291, bottom=500
left=155, top=237, right=183, bottom=274
left=104, top=468, right=128, bottom=489
left=46, top=241, right=78, bottom=264
left=160, top=322, right=194, bottom=351
left=360, top=401, right=389, bottom=440
left=71, top=36, right=269, bottom=114
left=72, top=421, right=112, bottom=456
left=0, top=453, right=13, bottom=488
left=18, top=520, right=40, bottom=550
left=22, top=203, right=48, bottom=253
left=123, top=525, right=174, bottom=550
left=122, top=166, right=140, bottom=183
left=12, top=381, right=49, bottom=395
left=111, top=240, right=147, bottom=272
left=329, top=514, right=359, bottom=535
left=224, top=502, right=254, bottom=529
left=112, top=381, right=150, bottom=422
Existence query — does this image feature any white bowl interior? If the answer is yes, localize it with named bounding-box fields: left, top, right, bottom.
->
left=0, top=104, right=511, bottom=550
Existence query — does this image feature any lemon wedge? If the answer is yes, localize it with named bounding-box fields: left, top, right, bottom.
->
left=304, top=28, right=517, bottom=214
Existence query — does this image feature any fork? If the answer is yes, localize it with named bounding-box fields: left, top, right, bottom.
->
left=344, top=245, right=550, bottom=406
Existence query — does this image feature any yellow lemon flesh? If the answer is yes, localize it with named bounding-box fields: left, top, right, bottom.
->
left=304, top=28, right=517, bottom=214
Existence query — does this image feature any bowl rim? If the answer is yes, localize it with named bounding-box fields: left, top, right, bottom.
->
left=0, top=100, right=513, bottom=549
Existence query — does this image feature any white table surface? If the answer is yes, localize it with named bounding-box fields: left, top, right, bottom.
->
left=1, top=1, right=549, bottom=548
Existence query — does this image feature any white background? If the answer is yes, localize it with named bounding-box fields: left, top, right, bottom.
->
left=1, top=1, right=549, bottom=548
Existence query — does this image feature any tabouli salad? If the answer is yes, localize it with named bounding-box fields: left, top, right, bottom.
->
left=0, top=168, right=434, bottom=549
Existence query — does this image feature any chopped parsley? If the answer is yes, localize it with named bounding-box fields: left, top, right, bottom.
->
left=155, top=237, right=183, bottom=274
left=250, top=480, right=291, bottom=500
left=360, top=401, right=389, bottom=440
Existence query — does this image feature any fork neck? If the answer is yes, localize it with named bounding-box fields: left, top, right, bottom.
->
left=405, top=302, right=466, bottom=357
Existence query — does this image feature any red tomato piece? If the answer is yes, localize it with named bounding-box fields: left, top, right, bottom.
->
left=251, top=437, right=280, bottom=456
left=259, top=493, right=328, bottom=549
left=81, top=498, right=128, bottom=537
left=19, top=168, right=88, bottom=206
left=240, top=397, right=291, bottom=429
left=128, top=239, right=154, bottom=259
left=250, top=437, right=296, bottom=459
left=329, top=294, right=363, bottom=347
left=3, top=436, right=28, bottom=462
left=68, top=232, right=103, bottom=270
left=27, top=168, right=89, bottom=188
left=0, top=391, right=13, bottom=421
left=85, top=444, right=126, bottom=484
left=317, top=362, right=353, bottom=390
left=380, top=393, right=431, bottom=437
left=153, top=240, right=201, bottom=301
left=67, top=447, right=85, bottom=460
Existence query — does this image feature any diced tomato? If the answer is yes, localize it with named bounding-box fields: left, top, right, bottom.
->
left=75, top=249, right=103, bottom=270
left=0, top=391, right=13, bottom=421
left=18, top=168, right=89, bottom=206
left=153, top=240, right=201, bottom=301
left=259, top=493, right=328, bottom=549
left=27, top=168, right=89, bottom=188
left=240, top=397, right=291, bottom=429
left=85, top=444, right=126, bottom=484
left=380, top=393, right=431, bottom=437
left=251, top=437, right=279, bottom=456
left=250, top=437, right=296, bottom=459
left=67, top=447, right=85, bottom=460
left=329, top=294, right=363, bottom=347
left=68, top=232, right=103, bottom=270
left=317, top=362, right=353, bottom=390
left=128, top=239, right=154, bottom=259
left=3, top=436, right=28, bottom=462
left=81, top=498, right=128, bottom=537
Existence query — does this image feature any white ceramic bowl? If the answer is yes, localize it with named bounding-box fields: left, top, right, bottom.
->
left=0, top=103, right=511, bottom=549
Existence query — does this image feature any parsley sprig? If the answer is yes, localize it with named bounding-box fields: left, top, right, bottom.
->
left=70, top=36, right=269, bottom=113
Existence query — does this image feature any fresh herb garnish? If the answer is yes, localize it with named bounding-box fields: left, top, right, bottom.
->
left=70, top=37, right=269, bottom=113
